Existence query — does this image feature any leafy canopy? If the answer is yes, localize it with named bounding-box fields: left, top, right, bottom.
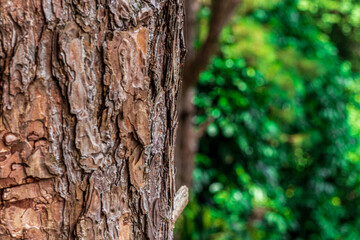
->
left=177, top=0, right=360, bottom=239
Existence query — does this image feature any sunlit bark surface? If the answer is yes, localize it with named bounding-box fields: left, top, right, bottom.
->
left=0, top=0, right=184, bottom=239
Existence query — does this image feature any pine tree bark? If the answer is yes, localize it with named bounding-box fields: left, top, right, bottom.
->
left=0, top=0, right=185, bottom=239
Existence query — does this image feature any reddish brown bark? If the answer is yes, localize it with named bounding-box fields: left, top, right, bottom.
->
left=0, top=0, right=185, bottom=239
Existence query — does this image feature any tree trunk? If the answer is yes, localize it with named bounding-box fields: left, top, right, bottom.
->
left=0, top=0, right=185, bottom=239
left=175, top=87, right=197, bottom=188
left=175, top=0, right=241, bottom=188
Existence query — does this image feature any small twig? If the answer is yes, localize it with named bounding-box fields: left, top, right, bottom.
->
left=196, top=117, right=214, bottom=138
left=172, top=185, right=189, bottom=223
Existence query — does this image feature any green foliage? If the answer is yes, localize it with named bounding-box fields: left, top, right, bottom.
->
left=295, top=0, right=360, bottom=70
left=176, top=0, right=360, bottom=239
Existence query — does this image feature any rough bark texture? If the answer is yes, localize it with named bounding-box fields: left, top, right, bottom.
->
left=176, top=0, right=241, bottom=188
left=0, top=0, right=185, bottom=239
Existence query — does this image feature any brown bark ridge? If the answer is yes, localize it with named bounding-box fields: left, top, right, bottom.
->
left=176, top=0, right=241, bottom=188
left=0, top=0, right=185, bottom=239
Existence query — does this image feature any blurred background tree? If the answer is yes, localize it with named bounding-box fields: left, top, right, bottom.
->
left=176, top=0, right=241, bottom=188
left=176, top=0, right=360, bottom=239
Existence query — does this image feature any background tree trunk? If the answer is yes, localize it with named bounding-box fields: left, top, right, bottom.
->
left=176, top=0, right=241, bottom=188
left=0, top=0, right=185, bottom=239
